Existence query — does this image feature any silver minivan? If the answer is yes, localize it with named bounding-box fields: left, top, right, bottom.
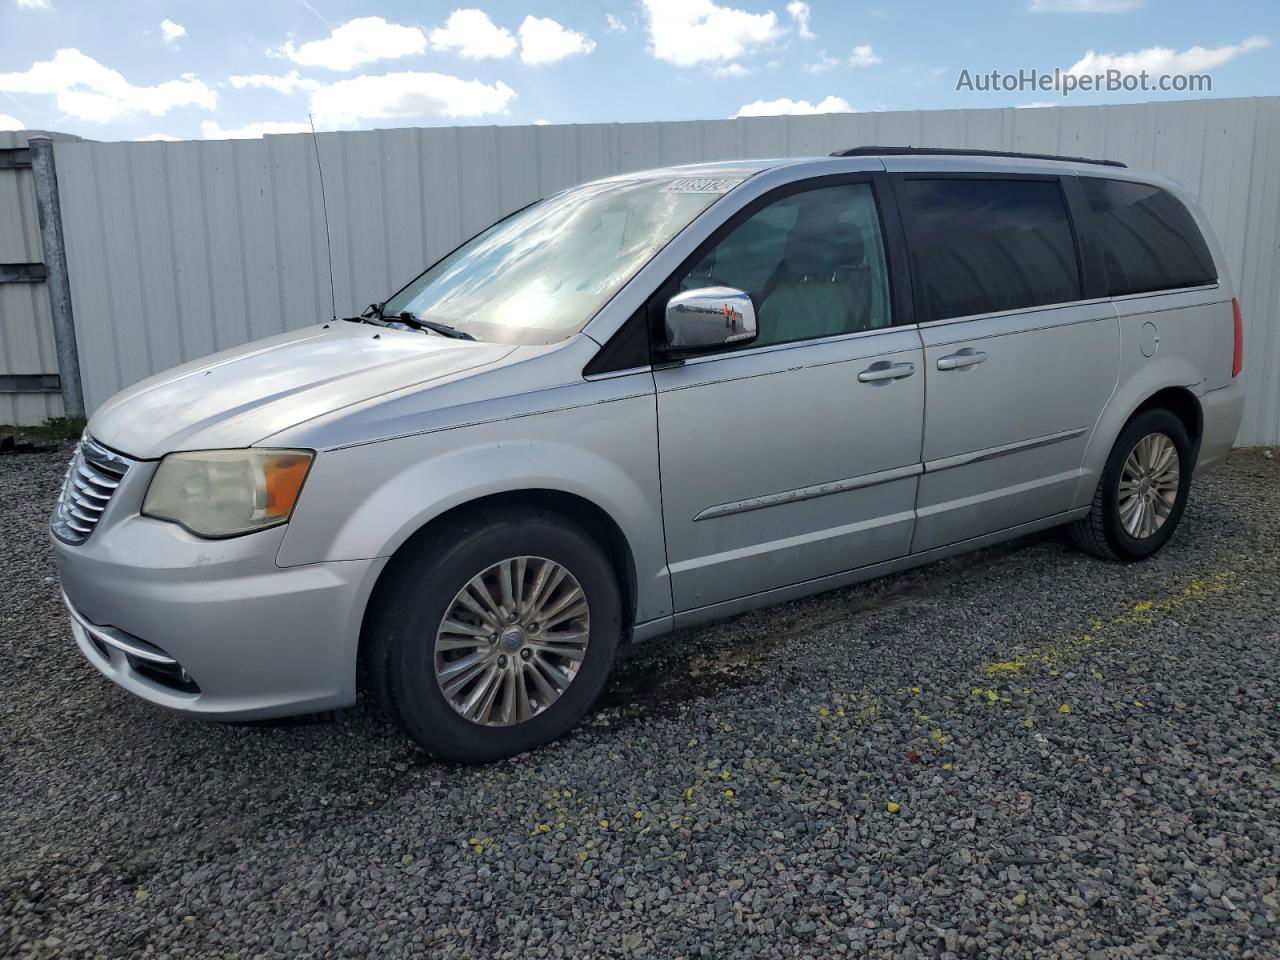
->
left=51, top=147, right=1245, bottom=761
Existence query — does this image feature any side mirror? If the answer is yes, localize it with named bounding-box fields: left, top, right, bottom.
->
left=664, top=286, right=757, bottom=353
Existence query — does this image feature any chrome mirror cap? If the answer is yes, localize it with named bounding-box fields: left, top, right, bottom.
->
left=664, top=286, right=758, bottom=352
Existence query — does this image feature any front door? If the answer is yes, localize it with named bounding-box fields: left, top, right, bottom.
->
left=653, top=178, right=925, bottom=613
left=893, top=174, right=1120, bottom=552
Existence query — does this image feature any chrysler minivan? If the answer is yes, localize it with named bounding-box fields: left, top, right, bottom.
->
left=51, top=147, right=1245, bottom=761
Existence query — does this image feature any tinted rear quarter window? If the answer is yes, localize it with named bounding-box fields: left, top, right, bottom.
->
left=901, top=178, right=1081, bottom=321
left=1081, top=177, right=1217, bottom=296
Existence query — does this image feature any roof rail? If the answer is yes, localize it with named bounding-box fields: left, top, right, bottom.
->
left=829, top=145, right=1126, bottom=168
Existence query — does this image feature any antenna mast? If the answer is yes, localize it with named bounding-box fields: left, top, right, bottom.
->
left=309, top=113, right=338, bottom=322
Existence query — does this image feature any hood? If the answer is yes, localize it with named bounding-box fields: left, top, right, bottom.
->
left=88, top=323, right=516, bottom=459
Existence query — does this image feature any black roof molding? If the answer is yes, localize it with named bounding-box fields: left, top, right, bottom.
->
left=830, top=145, right=1126, bottom=168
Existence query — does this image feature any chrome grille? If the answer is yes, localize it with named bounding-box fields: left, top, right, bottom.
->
left=51, top=435, right=132, bottom=545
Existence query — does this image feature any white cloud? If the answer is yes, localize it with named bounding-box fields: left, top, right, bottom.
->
left=804, top=44, right=880, bottom=73
left=606, top=13, right=627, bottom=33
left=712, top=63, right=750, bottom=78
left=1016, top=101, right=1058, bottom=108
left=519, top=16, right=595, bottom=65
left=1031, top=0, right=1141, bottom=11
left=1068, top=35, right=1270, bottom=75
left=136, top=132, right=180, bottom=141
left=0, top=49, right=216, bottom=123
left=430, top=9, right=517, bottom=59
left=310, top=72, right=515, bottom=125
left=160, top=19, right=186, bottom=45
left=786, top=2, right=814, bottom=40
left=735, top=95, right=852, bottom=117
left=229, top=70, right=317, bottom=95
left=15, top=0, right=52, bottom=8
left=850, top=44, right=881, bottom=67
left=0, top=113, right=24, bottom=130
left=200, top=120, right=312, bottom=139
left=642, top=0, right=782, bottom=66
left=533, top=118, right=551, bottom=125
left=803, top=50, right=841, bottom=73
left=279, top=17, right=427, bottom=71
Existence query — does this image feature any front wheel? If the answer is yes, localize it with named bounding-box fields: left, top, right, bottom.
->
left=365, top=509, right=621, bottom=762
left=1069, top=408, right=1193, bottom=561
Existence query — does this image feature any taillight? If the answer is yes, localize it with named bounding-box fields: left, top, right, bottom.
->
left=1231, top=297, right=1243, bottom=377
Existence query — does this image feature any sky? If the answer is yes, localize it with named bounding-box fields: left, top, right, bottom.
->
left=0, top=0, right=1276, bottom=141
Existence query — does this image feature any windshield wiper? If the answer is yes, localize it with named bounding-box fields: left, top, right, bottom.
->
left=342, top=302, right=475, bottom=340
left=396, top=311, right=475, bottom=340
left=342, top=301, right=392, bottom=326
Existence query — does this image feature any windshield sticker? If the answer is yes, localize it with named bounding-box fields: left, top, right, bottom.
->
left=662, top=177, right=746, bottom=194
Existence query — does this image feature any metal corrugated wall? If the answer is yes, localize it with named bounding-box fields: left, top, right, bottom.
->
left=0, top=130, right=64, bottom=425
left=44, top=96, right=1280, bottom=443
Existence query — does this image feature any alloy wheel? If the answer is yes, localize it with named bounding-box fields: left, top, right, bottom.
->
left=433, top=557, right=591, bottom=726
left=1118, top=432, right=1181, bottom=539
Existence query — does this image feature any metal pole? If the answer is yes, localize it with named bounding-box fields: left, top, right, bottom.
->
left=28, top=135, right=85, bottom=421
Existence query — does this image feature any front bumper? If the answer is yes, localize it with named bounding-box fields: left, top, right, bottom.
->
left=53, top=510, right=385, bottom=721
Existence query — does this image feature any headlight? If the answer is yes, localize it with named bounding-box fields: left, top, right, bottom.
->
left=142, top=449, right=314, bottom=538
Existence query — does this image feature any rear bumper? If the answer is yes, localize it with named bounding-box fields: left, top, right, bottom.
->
left=54, top=518, right=385, bottom=721
left=1197, top=379, right=1245, bottom=471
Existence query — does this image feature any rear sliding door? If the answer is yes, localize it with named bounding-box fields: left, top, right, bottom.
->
left=895, top=173, right=1119, bottom=552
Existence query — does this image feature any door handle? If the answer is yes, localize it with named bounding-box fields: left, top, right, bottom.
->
left=857, top=361, right=915, bottom=383
left=937, top=349, right=988, bottom=371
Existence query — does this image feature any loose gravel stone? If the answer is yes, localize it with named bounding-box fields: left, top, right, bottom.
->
left=1, top=447, right=1278, bottom=958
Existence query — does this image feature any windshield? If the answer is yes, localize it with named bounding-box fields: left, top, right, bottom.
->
left=384, top=176, right=741, bottom=344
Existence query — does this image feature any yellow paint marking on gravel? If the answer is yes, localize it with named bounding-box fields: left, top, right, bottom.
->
left=983, top=569, right=1240, bottom=678
left=983, top=660, right=1024, bottom=680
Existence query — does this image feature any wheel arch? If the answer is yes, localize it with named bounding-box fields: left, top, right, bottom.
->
left=1078, top=375, right=1204, bottom=506
left=1130, top=385, right=1203, bottom=452
left=357, top=487, right=641, bottom=678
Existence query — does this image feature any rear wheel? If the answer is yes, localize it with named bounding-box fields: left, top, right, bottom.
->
left=365, top=509, right=621, bottom=762
left=1069, top=408, right=1193, bottom=561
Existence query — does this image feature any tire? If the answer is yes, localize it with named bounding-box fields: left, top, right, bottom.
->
left=1069, top=408, right=1193, bottom=562
left=364, top=507, right=621, bottom=763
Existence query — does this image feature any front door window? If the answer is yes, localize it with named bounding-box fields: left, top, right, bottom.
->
left=677, top=183, right=892, bottom=347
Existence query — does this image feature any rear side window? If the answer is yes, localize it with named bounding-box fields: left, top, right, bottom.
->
left=1081, top=178, right=1217, bottom=296
left=900, top=178, right=1081, bottom=321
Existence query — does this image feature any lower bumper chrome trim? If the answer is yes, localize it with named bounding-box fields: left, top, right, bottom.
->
left=62, top=591, right=177, bottom=665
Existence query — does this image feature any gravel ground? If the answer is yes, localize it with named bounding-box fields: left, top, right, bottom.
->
left=2, top=447, right=1278, bottom=960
